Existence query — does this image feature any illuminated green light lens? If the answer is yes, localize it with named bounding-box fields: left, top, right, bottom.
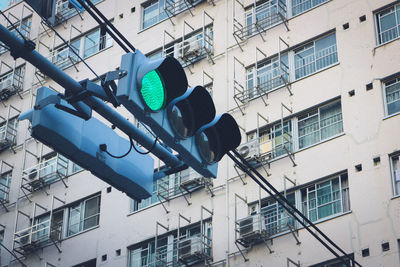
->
left=140, top=70, right=166, bottom=111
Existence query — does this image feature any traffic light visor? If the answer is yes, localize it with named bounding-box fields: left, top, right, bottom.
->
left=167, top=86, right=216, bottom=139
left=196, top=113, right=241, bottom=163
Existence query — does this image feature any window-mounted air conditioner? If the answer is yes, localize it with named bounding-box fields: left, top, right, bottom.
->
left=179, top=236, right=203, bottom=259
left=174, top=36, right=202, bottom=59
left=19, top=230, right=31, bottom=247
left=237, top=138, right=259, bottom=159
left=238, top=215, right=260, bottom=238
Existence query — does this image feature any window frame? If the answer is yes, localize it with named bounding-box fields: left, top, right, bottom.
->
left=297, top=100, right=343, bottom=150
left=383, top=76, right=400, bottom=117
left=243, top=32, right=338, bottom=101
left=66, top=194, right=101, bottom=237
left=244, top=98, right=344, bottom=162
left=375, top=3, right=400, bottom=45
left=390, top=153, right=400, bottom=197
left=294, top=32, right=338, bottom=80
left=128, top=221, right=211, bottom=267
left=291, top=0, right=329, bottom=17
left=140, top=0, right=205, bottom=30
left=301, top=173, right=350, bottom=223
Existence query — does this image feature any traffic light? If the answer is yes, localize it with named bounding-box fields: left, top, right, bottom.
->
left=19, top=86, right=154, bottom=200
left=117, top=50, right=241, bottom=178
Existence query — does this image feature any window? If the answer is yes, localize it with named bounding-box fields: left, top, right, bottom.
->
left=55, top=0, right=102, bottom=25
left=0, top=117, right=18, bottom=148
left=243, top=32, right=338, bottom=101
left=83, top=28, right=112, bottom=58
left=128, top=222, right=211, bottom=267
left=0, top=65, right=25, bottom=100
left=0, top=17, right=31, bottom=55
left=246, top=53, right=289, bottom=99
left=391, top=154, right=400, bottom=196
left=163, top=26, right=213, bottom=68
left=141, top=0, right=204, bottom=29
left=38, top=153, right=68, bottom=185
left=292, top=0, right=328, bottom=16
left=51, top=38, right=81, bottom=70
left=131, top=168, right=204, bottom=212
left=376, top=4, right=400, bottom=45
left=258, top=120, right=292, bottom=160
left=71, top=259, right=96, bottom=267
left=142, top=0, right=168, bottom=29
left=244, top=0, right=286, bottom=37
left=301, top=173, right=350, bottom=222
left=384, top=77, right=400, bottom=116
left=71, top=162, right=83, bottom=174
left=67, top=195, right=100, bottom=236
left=298, top=100, right=343, bottom=149
left=131, top=172, right=180, bottom=212
left=0, top=171, right=11, bottom=202
left=398, top=239, right=400, bottom=264
left=295, top=33, right=338, bottom=79
left=147, top=49, right=163, bottom=60
left=244, top=99, right=343, bottom=161
left=261, top=192, right=296, bottom=236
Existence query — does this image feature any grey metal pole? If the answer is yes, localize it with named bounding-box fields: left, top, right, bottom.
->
left=0, top=24, right=182, bottom=169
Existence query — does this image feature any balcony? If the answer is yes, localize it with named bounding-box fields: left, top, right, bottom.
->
left=0, top=70, right=24, bottom=101
left=0, top=120, right=17, bottom=152
left=233, top=0, right=287, bottom=42
left=49, top=46, right=79, bottom=70
left=13, top=218, right=62, bottom=254
left=235, top=209, right=295, bottom=247
left=21, top=154, right=68, bottom=193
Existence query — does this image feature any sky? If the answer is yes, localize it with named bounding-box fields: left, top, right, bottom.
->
left=0, top=1, right=9, bottom=11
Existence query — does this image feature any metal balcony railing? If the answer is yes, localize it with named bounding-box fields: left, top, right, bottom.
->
left=164, top=30, right=213, bottom=67
left=0, top=122, right=17, bottom=151
left=235, top=208, right=295, bottom=247
left=234, top=0, right=287, bottom=41
left=0, top=173, right=11, bottom=203
left=21, top=154, right=68, bottom=192
left=0, top=71, right=24, bottom=101
left=49, top=46, right=79, bottom=70
left=13, top=219, right=62, bottom=253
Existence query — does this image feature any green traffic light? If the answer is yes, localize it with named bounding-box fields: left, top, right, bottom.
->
left=140, top=70, right=166, bottom=111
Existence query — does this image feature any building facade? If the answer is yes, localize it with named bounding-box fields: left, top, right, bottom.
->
left=0, top=0, right=399, bottom=266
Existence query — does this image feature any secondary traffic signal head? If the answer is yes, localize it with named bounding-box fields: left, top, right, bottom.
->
left=196, top=114, right=241, bottom=164
left=167, top=85, right=215, bottom=139
left=117, top=50, right=241, bottom=178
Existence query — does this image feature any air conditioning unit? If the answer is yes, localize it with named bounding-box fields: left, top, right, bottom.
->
left=174, top=36, right=202, bottom=58
left=179, top=236, right=203, bottom=259
left=19, top=230, right=31, bottom=247
left=238, top=216, right=260, bottom=238
left=237, top=138, right=259, bottom=159
left=0, top=79, right=13, bottom=101
left=180, top=169, right=202, bottom=187
left=27, top=168, right=43, bottom=190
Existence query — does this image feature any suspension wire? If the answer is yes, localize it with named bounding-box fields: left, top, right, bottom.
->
left=75, top=0, right=130, bottom=53
left=81, top=0, right=136, bottom=52
left=0, top=9, right=27, bottom=42
left=228, top=150, right=361, bottom=267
